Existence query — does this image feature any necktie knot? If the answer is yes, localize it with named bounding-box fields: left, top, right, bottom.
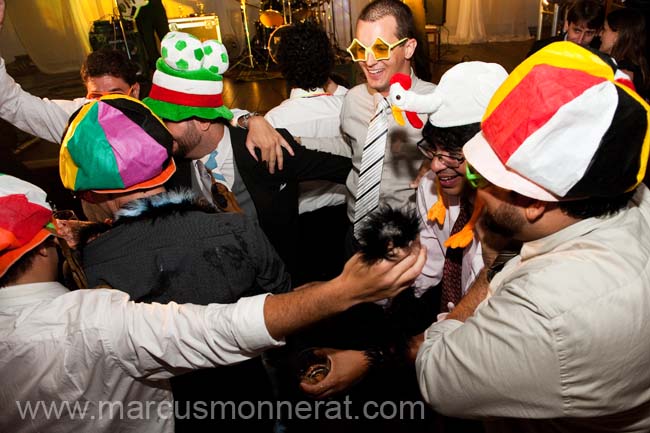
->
left=200, top=150, right=227, bottom=183
left=204, top=150, right=219, bottom=172
left=375, top=97, right=390, bottom=114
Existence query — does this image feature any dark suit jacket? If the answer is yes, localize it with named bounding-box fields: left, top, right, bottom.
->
left=168, top=125, right=352, bottom=276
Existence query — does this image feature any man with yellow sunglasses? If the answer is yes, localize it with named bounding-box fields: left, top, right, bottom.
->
left=338, top=0, right=435, bottom=250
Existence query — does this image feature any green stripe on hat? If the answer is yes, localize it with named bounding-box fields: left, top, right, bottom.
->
left=156, top=58, right=223, bottom=82
left=143, top=98, right=233, bottom=122
left=66, top=103, right=124, bottom=191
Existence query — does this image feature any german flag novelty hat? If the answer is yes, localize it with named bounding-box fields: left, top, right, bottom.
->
left=0, top=174, right=55, bottom=279
left=463, top=42, right=650, bottom=201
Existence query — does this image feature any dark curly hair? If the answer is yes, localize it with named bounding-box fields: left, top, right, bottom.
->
left=80, top=48, right=139, bottom=86
left=421, top=121, right=481, bottom=153
left=276, top=22, right=334, bottom=91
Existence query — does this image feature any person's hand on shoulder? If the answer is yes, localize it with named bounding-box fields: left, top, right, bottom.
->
left=244, top=115, right=294, bottom=174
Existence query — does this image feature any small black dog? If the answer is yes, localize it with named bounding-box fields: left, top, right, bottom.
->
left=356, top=206, right=420, bottom=263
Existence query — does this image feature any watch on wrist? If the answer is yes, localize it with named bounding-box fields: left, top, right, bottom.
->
left=238, top=112, right=259, bottom=129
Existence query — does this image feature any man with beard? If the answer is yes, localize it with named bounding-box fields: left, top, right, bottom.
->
left=415, top=42, right=650, bottom=432
left=143, top=31, right=351, bottom=282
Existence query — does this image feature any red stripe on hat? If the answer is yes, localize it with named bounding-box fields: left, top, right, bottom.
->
left=149, top=84, right=223, bottom=108
left=482, top=65, right=607, bottom=164
left=616, top=77, right=636, bottom=92
left=0, top=195, right=52, bottom=248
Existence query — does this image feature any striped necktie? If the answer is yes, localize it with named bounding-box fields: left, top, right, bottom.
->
left=353, top=96, right=390, bottom=238
left=440, top=197, right=472, bottom=311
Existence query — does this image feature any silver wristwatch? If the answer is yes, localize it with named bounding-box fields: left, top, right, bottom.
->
left=238, top=112, right=259, bottom=129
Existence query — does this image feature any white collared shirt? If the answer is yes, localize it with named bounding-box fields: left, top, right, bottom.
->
left=265, top=85, right=350, bottom=213
left=193, top=126, right=236, bottom=201
left=0, top=282, right=281, bottom=432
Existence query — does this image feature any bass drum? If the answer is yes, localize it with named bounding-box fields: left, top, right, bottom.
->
left=266, top=24, right=292, bottom=64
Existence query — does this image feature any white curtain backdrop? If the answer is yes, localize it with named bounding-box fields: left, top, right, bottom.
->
left=6, top=0, right=113, bottom=73
left=1, top=0, right=536, bottom=73
left=445, top=0, right=534, bottom=44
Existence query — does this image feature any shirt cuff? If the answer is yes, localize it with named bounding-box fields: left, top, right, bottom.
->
left=230, top=294, right=285, bottom=352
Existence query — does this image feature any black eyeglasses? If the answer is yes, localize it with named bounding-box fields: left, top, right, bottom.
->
left=416, top=139, right=465, bottom=168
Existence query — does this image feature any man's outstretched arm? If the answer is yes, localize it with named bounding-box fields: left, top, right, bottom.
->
left=264, top=246, right=426, bottom=339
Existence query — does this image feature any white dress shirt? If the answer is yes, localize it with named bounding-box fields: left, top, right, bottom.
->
left=0, top=282, right=281, bottom=432
left=0, top=57, right=85, bottom=143
left=416, top=185, right=650, bottom=432
left=193, top=126, right=236, bottom=202
left=340, top=71, right=436, bottom=222
left=413, top=171, right=483, bottom=296
left=265, top=85, right=350, bottom=213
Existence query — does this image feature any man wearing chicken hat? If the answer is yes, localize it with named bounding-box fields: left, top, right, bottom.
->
left=144, top=31, right=351, bottom=283
left=415, top=41, right=650, bottom=432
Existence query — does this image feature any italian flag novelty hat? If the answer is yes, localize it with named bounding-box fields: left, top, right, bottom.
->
left=0, top=174, right=55, bottom=279
left=463, top=41, right=650, bottom=201
left=143, top=31, right=233, bottom=122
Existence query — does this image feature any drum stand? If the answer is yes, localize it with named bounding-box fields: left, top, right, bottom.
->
left=320, top=0, right=349, bottom=63
left=231, top=0, right=256, bottom=70
left=113, top=0, right=133, bottom=60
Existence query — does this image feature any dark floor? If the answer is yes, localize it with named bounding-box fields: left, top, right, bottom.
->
left=0, top=38, right=531, bottom=211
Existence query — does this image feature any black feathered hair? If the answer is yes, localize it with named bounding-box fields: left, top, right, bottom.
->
left=356, top=206, right=420, bottom=264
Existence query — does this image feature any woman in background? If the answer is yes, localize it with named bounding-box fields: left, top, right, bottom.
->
left=600, top=7, right=649, bottom=99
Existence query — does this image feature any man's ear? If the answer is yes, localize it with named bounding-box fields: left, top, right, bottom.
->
left=404, top=38, right=417, bottom=61
left=36, top=238, right=57, bottom=257
left=563, top=20, right=569, bottom=33
left=524, top=200, right=547, bottom=223
left=194, top=118, right=212, bottom=132
left=131, top=82, right=141, bottom=99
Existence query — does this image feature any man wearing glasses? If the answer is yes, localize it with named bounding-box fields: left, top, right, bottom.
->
left=412, top=61, right=508, bottom=316
left=416, top=42, right=650, bottom=432
left=299, top=64, right=508, bottom=433
left=339, top=0, right=436, bottom=254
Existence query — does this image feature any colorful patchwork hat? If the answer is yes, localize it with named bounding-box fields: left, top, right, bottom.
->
left=143, top=31, right=232, bottom=122
left=0, top=174, right=55, bottom=278
left=464, top=41, right=650, bottom=201
left=60, top=95, right=176, bottom=193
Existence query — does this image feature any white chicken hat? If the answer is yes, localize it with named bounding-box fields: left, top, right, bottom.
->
left=388, top=61, right=508, bottom=128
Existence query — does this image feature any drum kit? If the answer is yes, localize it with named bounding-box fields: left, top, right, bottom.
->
left=232, top=0, right=338, bottom=71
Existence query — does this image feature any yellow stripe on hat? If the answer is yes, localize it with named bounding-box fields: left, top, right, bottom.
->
left=615, top=81, right=650, bottom=190
left=60, top=101, right=97, bottom=190
left=483, top=42, right=617, bottom=122
left=100, top=94, right=170, bottom=127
